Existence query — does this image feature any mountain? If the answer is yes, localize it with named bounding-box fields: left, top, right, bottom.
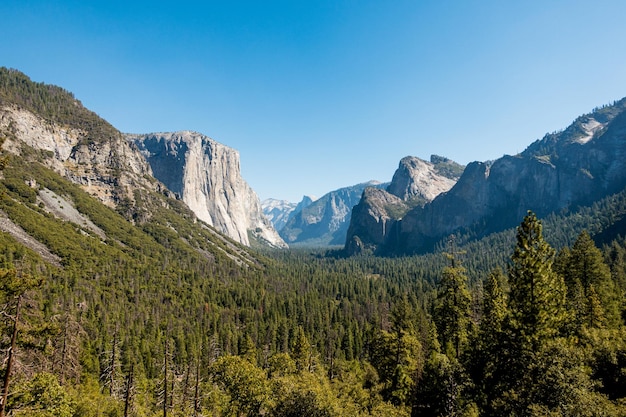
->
left=0, top=67, right=280, bottom=254
left=128, top=131, right=287, bottom=249
left=279, top=181, right=387, bottom=246
left=345, top=155, right=464, bottom=254
left=0, top=71, right=158, bottom=212
left=262, top=195, right=315, bottom=232
left=346, top=99, right=626, bottom=255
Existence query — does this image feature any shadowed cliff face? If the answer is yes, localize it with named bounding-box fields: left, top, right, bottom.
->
left=129, top=131, right=287, bottom=248
left=347, top=98, right=626, bottom=255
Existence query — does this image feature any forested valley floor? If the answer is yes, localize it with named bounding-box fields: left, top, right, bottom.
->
left=1, top=169, right=626, bottom=416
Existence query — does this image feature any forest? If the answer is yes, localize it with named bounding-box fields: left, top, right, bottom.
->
left=0, top=156, right=626, bottom=416
left=1, top=67, right=626, bottom=416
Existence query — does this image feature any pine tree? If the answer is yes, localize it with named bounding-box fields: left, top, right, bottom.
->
left=470, top=268, right=508, bottom=414
left=490, top=211, right=570, bottom=415
left=0, top=268, right=47, bottom=417
left=508, top=211, right=567, bottom=351
left=568, top=231, right=620, bottom=328
left=433, top=255, right=472, bottom=360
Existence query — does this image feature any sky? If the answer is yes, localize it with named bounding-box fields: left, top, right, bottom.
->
left=3, top=1, right=626, bottom=202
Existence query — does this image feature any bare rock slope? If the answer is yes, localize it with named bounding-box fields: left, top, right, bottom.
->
left=0, top=104, right=155, bottom=207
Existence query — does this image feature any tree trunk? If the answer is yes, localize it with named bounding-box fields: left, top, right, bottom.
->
left=0, top=295, right=21, bottom=417
left=124, top=364, right=134, bottom=417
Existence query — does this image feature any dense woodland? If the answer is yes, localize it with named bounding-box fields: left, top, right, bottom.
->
left=0, top=153, right=625, bottom=416
left=1, top=67, right=626, bottom=416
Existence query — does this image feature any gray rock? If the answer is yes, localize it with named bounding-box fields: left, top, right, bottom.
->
left=0, top=104, right=155, bottom=207
left=129, top=131, right=287, bottom=248
left=280, top=181, right=386, bottom=247
left=345, top=155, right=463, bottom=254
left=355, top=98, right=626, bottom=255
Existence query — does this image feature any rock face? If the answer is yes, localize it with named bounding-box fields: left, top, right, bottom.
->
left=280, top=181, right=387, bottom=246
left=129, top=131, right=287, bottom=248
left=349, top=98, right=626, bottom=255
left=345, top=155, right=463, bottom=254
left=387, top=156, right=458, bottom=201
left=344, top=187, right=405, bottom=254
left=0, top=104, right=156, bottom=207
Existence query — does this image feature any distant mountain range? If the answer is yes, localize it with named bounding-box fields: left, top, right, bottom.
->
left=265, top=182, right=387, bottom=247
left=263, top=155, right=465, bottom=247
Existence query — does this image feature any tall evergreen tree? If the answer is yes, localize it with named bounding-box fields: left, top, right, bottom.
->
left=468, top=268, right=509, bottom=415
left=568, top=231, right=621, bottom=328
left=488, top=211, right=571, bottom=415
left=508, top=211, right=567, bottom=351
left=433, top=254, right=472, bottom=360
left=0, top=268, right=48, bottom=417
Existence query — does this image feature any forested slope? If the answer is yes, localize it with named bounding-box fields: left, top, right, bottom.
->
left=1, top=149, right=626, bottom=415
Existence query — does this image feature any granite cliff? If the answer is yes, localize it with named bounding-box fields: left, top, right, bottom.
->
left=0, top=69, right=284, bottom=249
left=129, top=131, right=287, bottom=248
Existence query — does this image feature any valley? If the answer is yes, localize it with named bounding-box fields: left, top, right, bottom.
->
left=1, top=67, right=626, bottom=416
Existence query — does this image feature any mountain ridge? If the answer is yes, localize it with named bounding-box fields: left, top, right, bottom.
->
left=345, top=155, right=464, bottom=254
left=278, top=181, right=387, bottom=246
left=345, top=98, right=626, bottom=255
left=0, top=68, right=280, bottom=250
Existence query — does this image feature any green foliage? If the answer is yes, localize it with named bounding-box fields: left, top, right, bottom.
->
left=433, top=262, right=472, bottom=359
left=0, top=68, right=119, bottom=144
left=562, top=231, right=622, bottom=329
left=0, top=108, right=625, bottom=415
left=430, top=154, right=465, bottom=180
left=508, top=211, right=567, bottom=349
left=210, top=355, right=270, bottom=416
left=8, top=373, right=74, bottom=417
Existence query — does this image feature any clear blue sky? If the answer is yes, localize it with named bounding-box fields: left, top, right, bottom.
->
left=3, top=1, right=626, bottom=202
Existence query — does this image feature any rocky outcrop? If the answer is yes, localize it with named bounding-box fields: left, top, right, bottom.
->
left=129, top=131, right=287, bottom=248
left=387, top=156, right=458, bottom=202
left=345, top=155, right=463, bottom=254
left=351, top=98, right=626, bottom=255
left=0, top=104, right=156, bottom=207
left=344, top=187, right=405, bottom=254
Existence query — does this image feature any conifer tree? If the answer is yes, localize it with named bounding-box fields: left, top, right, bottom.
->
left=433, top=252, right=472, bottom=360
left=508, top=211, right=567, bottom=351
left=568, top=231, right=620, bottom=328
left=292, top=326, right=313, bottom=372
left=0, top=268, right=47, bottom=417
left=469, top=268, right=508, bottom=414
left=492, top=211, right=570, bottom=414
